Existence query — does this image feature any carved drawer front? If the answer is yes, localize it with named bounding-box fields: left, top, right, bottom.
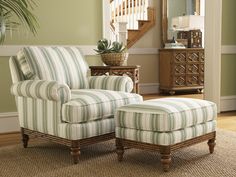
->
left=173, top=64, right=186, bottom=74
left=187, top=52, right=200, bottom=62
left=173, top=52, right=186, bottom=63
left=186, top=75, right=200, bottom=86
left=173, top=76, right=186, bottom=86
left=199, top=64, right=204, bottom=74
left=199, top=75, right=204, bottom=85
left=200, top=51, right=205, bottom=62
left=186, top=64, right=199, bottom=74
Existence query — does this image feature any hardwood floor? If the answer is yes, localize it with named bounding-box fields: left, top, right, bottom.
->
left=0, top=93, right=235, bottom=147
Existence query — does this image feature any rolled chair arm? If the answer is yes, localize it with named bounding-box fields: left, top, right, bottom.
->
left=11, top=80, right=71, bottom=103
left=88, top=76, right=133, bottom=92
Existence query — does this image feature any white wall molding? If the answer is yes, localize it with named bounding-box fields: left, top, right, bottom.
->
left=0, top=45, right=97, bottom=56
left=139, top=83, right=159, bottom=94
left=0, top=112, right=20, bottom=133
left=0, top=45, right=159, bottom=57
left=221, top=45, right=236, bottom=54
left=220, top=95, right=236, bottom=112
left=128, top=48, right=159, bottom=55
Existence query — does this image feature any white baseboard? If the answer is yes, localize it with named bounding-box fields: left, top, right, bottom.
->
left=220, top=95, right=236, bottom=112
left=139, top=83, right=159, bottom=94
left=0, top=112, right=20, bottom=133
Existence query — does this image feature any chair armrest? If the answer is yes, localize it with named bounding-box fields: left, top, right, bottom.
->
left=11, top=80, right=71, bottom=103
left=88, top=76, right=133, bottom=92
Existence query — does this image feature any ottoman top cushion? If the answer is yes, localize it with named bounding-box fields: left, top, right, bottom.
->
left=115, top=98, right=217, bottom=132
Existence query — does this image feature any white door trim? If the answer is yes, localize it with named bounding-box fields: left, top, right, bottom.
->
left=204, top=0, right=222, bottom=112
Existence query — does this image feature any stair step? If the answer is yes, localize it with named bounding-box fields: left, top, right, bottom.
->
left=127, top=7, right=156, bottom=48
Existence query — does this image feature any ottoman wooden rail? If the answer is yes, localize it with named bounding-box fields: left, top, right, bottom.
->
left=115, top=98, right=217, bottom=172
left=116, top=131, right=216, bottom=172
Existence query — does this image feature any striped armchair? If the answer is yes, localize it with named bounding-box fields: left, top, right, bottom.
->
left=9, top=46, right=143, bottom=163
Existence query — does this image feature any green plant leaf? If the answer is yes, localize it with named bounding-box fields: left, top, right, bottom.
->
left=0, top=0, right=39, bottom=44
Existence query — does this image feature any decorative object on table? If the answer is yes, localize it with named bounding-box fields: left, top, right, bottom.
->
left=177, top=30, right=202, bottom=48
left=171, top=15, right=204, bottom=48
left=0, top=0, right=39, bottom=44
left=94, top=38, right=128, bottom=66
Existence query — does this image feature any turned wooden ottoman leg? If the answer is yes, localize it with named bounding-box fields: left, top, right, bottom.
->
left=160, top=147, right=171, bottom=172
left=208, top=138, right=216, bottom=154
left=21, top=128, right=29, bottom=148
left=116, top=138, right=124, bottom=161
left=70, top=141, right=80, bottom=164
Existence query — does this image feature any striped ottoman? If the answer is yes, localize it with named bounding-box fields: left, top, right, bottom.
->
left=115, top=98, right=217, bottom=172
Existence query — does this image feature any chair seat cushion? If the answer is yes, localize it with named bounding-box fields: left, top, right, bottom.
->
left=62, top=89, right=143, bottom=123
left=115, top=98, right=217, bottom=132
left=58, top=118, right=115, bottom=140
left=116, top=120, right=217, bottom=145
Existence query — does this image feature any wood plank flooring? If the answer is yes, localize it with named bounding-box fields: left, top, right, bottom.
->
left=0, top=93, right=235, bottom=147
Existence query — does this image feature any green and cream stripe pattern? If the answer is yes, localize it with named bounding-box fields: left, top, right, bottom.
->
left=58, top=118, right=115, bottom=140
left=116, top=98, right=217, bottom=131
left=89, top=76, right=133, bottom=92
left=62, top=89, right=143, bottom=123
left=16, top=46, right=89, bottom=89
left=116, top=120, right=217, bottom=145
left=11, top=80, right=71, bottom=103
left=9, top=56, right=25, bottom=83
left=10, top=46, right=143, bottom=141
left=115, top=98, right=217, bottom=145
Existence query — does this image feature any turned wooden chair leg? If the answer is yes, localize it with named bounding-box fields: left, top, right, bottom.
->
left=70, top=141, right=80, bottom=164
left=208, top=138, right=216, bottom=154
left=116, top=138, right=124, bottom=162
left=160, top=147, right=171, bottom=172
left=21, top=128, right=29, bottom=148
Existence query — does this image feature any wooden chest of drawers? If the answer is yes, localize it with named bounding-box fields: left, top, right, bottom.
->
left=159, top=48, right=204, bottom=95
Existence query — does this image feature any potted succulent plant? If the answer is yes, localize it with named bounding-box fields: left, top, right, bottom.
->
left=0, top=0, right=38, bottom=44
left=94, top=38, right=128, bottom=66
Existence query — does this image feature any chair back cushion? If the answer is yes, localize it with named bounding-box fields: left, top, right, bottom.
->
left=16, top=46, right=89, bottom=89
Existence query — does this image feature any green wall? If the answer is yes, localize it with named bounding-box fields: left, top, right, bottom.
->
left=0, top=0, right=103, bottom=113
left=221, top=0, right=236, bottom=96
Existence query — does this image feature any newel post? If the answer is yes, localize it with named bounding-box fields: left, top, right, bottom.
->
left=114, top=22, right=128, bottom=46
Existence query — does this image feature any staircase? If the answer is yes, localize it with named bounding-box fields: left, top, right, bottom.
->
left=110, top=0, right=155, bottom=48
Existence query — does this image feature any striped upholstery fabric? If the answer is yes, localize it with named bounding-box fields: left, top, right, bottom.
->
left=58, top=118, right=115, bottom=140
left=10, top=46, right=144, bottom=141
left=17, top=97, right=115, bottom=140
left=116, top=120, right=217, bottom=145
left=11, top=80, right=71, bottom=103
left=116, top=98, right=217, bottom=131
left=16, top=46, right=89, bottom=89
left=62, top=89, right=143, bottom=123
left=89, top=76, right=133, bottom=93
left=9, top=56, right=25, bottom=83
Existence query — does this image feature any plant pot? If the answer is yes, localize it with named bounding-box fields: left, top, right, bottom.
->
left=100, top=53, right=128, bottom=66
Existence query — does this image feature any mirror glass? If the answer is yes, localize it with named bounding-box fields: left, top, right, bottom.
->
left=162, top=0, right=205, bottom=46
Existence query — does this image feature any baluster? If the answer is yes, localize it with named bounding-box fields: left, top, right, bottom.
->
left=125, top=0, right=127, bottom=24
left=132, top=0, right=134, bottom=29
left=117, top=0, right=119, bottom=22
left=135, top=0, right=138, bottom=28
left=128, top=0, right=131, bottom=29
left=121, top=0, right=123, bottom=21
left=139, top=0, right=141, bottom=20
left=141, top=0, right=144, bottom=20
